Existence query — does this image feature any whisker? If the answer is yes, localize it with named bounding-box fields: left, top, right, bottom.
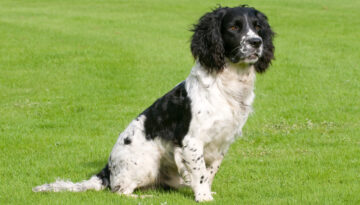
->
left=230, top=46, right=241, bottom=53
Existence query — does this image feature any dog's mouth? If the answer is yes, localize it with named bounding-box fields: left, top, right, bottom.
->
left=229, top=50, right=261, bottom=64
left=246, top=53, right=259, bottom=60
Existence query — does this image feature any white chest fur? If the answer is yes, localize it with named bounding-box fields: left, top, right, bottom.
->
left=185, top=62, right=256, bottom=159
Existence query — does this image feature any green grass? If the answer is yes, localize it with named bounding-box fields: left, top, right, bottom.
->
left=1, top=0, right=359, bottom=204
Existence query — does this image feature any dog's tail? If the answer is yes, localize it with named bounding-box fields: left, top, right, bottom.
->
left=32, top=164, right=110, bottom=192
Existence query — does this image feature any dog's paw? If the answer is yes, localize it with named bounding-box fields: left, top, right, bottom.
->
left=195, top=192, right=213, bottom=202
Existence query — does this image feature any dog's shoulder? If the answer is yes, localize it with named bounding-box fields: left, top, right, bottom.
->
left=140, top=81, right=192, bottom=146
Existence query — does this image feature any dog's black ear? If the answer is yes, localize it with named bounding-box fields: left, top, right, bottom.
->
left=191, top=7, right=227, bottom=73
left=254, top=11, right=275, bottom=73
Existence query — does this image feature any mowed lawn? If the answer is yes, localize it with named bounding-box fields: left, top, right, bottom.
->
left=0, top=0, right=359, bottom=204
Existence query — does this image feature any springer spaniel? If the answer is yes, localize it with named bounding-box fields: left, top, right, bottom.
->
left=33, top=5, right=275, bottom=202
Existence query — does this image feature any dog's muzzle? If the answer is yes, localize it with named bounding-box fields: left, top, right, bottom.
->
left=230, top=37, right=263, bottom=64
left=247, top=37, right=262, bottom=48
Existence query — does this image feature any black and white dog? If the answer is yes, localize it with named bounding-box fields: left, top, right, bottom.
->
left=33, top=5, right=274, bottom=202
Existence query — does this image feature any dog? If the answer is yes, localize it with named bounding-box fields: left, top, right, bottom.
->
left=33, top=5, right=274, bottom=202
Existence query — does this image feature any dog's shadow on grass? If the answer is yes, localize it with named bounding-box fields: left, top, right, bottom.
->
left=82, top=160, right=194, bottom=200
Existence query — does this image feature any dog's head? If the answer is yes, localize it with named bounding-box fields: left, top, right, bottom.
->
left=191, top=6, right=275, bottom=73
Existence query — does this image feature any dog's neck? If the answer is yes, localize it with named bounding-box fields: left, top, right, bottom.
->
left=217, top=61, right=256, bottom=107
left=220, top=60, right=256, bottom=88
left=187, top=60, right=256, bottom=107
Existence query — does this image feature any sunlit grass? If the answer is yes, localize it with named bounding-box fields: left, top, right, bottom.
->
left=0, top=0, right=359, bottom=204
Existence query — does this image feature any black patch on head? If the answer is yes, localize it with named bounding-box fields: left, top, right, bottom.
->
left=222, top=6, right=275, bottom=73
left=124, top=137, right=131, bottom=145
left=96, top=164, right=110, bottom=187
left=191, top=6, right=228, bottom=73
left=191, top=5, right=275, bottom=73
left=141, top=81, right=192, bottom=146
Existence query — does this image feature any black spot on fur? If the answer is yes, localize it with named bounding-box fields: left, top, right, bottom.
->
left=96, top=164, right=110, bottom=187
left=141, top=81, right=192, bottom=146
left=182, top=159, right=190, bottom=164
left=190, top=148, right=197, bottom=152
left=191, top=5, right=274, bottom=73
left=112, top=185, right=121, bottom=192
left=124, top=137, right=131, bottom=145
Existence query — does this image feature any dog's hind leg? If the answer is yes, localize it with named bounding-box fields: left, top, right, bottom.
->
left=109, top=165, right=157, bottom=199
left=112, top=183, right=152, bottom=199
left=109, top=135, right=162, bottom=198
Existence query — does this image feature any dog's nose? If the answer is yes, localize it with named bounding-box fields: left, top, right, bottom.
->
left=247, top=38, right=262, bottom=48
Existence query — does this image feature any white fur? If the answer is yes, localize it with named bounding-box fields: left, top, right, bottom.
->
left=181, top=61, right=255, bottom=201
left=32, top=176, right=105, bottom=192
left=109, top=61, right=256, bottom=201
left=240, top=15, right=263, bottom=64
left=33, top=61, right=256, bottom=202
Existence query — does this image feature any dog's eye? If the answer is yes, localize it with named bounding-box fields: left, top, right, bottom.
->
left=254, top=23, right=261, bottom=32
left=229, top=26, right=239, bottom=31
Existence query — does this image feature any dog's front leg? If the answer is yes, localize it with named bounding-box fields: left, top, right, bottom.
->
left=207, top=156, right=224, bottom=191
left=182, top=138, right=213, bottom=202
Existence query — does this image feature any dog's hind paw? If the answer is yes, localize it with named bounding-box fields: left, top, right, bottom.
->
left=195, top=192, right=213, bottom=202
